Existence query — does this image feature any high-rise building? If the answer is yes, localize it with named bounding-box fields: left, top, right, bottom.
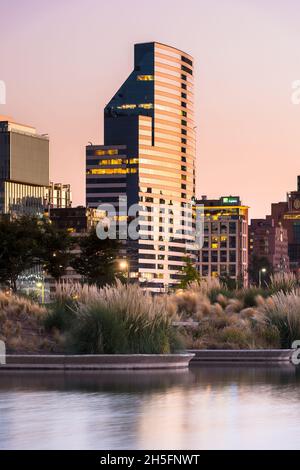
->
left=86, top=42, right=196, bottom=291
left=0, top=117, right=49, bottom=216
left=269, top=176, right=300, bottom=272
left=0, top=117, right=71, bottom=216
left=249, top=218, right=289, bottom=273
left=197, top=196, right=249, bottom=286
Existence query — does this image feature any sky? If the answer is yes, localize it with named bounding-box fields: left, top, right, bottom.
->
left=0, top=0, right=300, bottom=218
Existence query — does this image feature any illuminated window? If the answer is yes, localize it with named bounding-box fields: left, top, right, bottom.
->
left=87, top=168, right=137, bottom=175
left=139, top=103, right=154, bottom=109
left=137, top=75, right=154, bottom=81
left=116, top=104, right=137, bottom=110
left=99, top=159, right=124, bottom=166
left=94, top=149, right=118, bottom=156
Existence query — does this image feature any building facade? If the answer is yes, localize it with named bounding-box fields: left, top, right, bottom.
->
left=86, top=42, right=196, bottom=291
left=0, top=118, right=49, bottom=216
left=46, top=182, right=72, bottom=209
left=270, top=176, right=300, bottom=272
left=0, top=117, right=72, bottom=216
left=249, top=218, right=289, bottom=273
left=49, top=206, right=101, bottom=233
left=197, top=196, right=249, bottom=286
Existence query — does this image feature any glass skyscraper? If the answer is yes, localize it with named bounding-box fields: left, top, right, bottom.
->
left=86, top=42, right=196, bottom=291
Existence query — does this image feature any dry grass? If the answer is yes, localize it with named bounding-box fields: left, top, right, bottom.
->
left=50, top=281, right=182, bottom=354
left=269, top=272, right=298, bottom=293
left=0, top=291, right=59, bottom=353
left=257, top=290, right=300, bottom=348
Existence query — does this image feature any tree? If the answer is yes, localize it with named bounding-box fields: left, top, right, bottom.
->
left=71, top=228, right=120, bottom=286
left=37, top=219, right=73, bottom=281
left=0, top=216, right=40, bottom=291
left=178, top=256, right=200, bottom=289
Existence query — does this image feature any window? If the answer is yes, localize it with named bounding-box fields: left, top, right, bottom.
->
left=229, top=222, right=236, bottom=234
left=94, top=149, right=118, bottom=156
left=137, top=75, right=154, bottom=81
left=99, top=159, right=123, bottom=166
left=181, top=65, right=193, bottom=76
left=220, top=236, right=227, bottom=248
left=202, top=264, right=209, bottom=276
left=139, top=103, right=154, bottom=109
left=229, top=265, right=236, bottom=276
left=229, top=236, right=236, bottom=249
left=87, top=168, right=137, bottom=175
left=181, top=56, right=193, bottom=67
left=117, top=104, right=136, bottom=110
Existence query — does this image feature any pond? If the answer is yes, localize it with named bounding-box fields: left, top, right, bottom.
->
left=0, top=365, right=299, bottom=449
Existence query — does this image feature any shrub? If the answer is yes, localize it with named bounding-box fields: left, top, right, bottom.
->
left=0, top=291, right=57, bottom=353
left=237, top=287, right=269, bottom=308
left=269, top=272, right=298, bottom=294
left=54, top=281, right=182, bottom=354
left=258, top=290, right=300, bottom=348
left=44, top=299, right=77, bottom=332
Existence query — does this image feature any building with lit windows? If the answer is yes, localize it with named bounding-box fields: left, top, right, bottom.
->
left=49, top=206, right=101, bottom=233
left=249, top=218, right=289, bottom=273
left=268, top=176, right=300, bottom=273
left=0, top=117, right=72, bottom=216
left=86, top=42, right=196, bottom=291
left=0, top=117, right=49, bottom=216
left=197, top=196, right=249, bottom=286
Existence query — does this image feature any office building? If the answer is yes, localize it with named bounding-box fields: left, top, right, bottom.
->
left=197, top=196, right=249, bottom=286
left=86, top=42, right=196, bottom=291
left=49, top=206, right=101, bottom=233
left=270, top=176, right=300, bottom=272
left=46, top=182, right=72, bottom=209
left=0, top=117, right=49, bottom=216
left=249, top=219, right=289, bottom=273
left=0, top=117, right=72, bottom=216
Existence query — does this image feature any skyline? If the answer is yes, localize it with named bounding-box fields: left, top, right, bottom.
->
left=1, top=0, right=300, bottom=218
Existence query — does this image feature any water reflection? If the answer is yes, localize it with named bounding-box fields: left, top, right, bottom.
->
left=0, top=365, right=299, bottom=450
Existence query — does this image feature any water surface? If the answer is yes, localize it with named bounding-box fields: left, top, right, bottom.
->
left=0, top=365, right=299, bottom=449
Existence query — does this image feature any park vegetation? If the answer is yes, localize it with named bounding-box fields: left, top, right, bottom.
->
left=1, top=272, right=300, bottom=354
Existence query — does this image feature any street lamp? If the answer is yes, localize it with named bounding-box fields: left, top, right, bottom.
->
left=119, top=260, right=130, bottom=283
left=259, top=268, right=267, bottom=288
left=36, top=281, right=45, bottom=304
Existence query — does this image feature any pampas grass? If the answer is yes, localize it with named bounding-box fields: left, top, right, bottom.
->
left=49, top=281, right=182, bottom=354
left=269, top=272, right=298, bottom=294
left=0, top=291, right=57, bottom=353
left=257, top=290, right=300, bottom=348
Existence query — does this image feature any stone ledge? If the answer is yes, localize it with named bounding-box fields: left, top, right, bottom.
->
left=188, top=349, right=294, bottom=363
left=0, top=354, right=194, bottom=370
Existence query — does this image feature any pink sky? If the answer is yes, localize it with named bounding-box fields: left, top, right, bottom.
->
left=1, top=0, right=300, bottom=218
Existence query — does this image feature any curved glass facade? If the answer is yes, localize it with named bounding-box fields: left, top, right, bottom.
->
left=91, top=42, right=196, bottom=291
